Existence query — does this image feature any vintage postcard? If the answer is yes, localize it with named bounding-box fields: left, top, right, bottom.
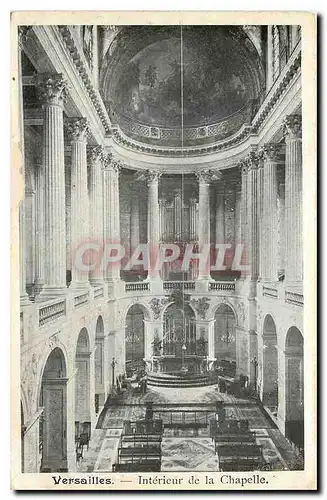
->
left=10, top=11, right=317, bottom=491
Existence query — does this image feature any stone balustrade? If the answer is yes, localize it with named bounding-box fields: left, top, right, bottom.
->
left=262, top=285, right=279, bottom=299
left=73, top=292, right=90, bottom=308
left=125, top=282, right=150, bottom=292
left=39, top=299, right=66, bottom=326
left=285, top=290, right=304, bottom=307
left=163, top=281, right=196, bottom=291
left=94, top=286, right=104, bottom=299
left=209, top=281, right=236, bottom=292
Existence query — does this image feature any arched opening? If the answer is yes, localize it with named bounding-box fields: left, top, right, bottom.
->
left=39, top=347, right=67, bottom=472
left=75, top=328, right=91, bottom=448
left=285, top=327, right=304, bottom=451
left=125, top=305, right=145, bottom=377
left=262, top=315, right=278, bottom=413
left=214, top=304, right=236, bottom=377
left=161, top=303, right=198, bottom=373
left=95, top=316, right=105, bottom=413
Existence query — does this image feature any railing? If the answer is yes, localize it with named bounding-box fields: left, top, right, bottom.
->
left=115, top=100, right=254, bottom=146
left=94, top=286, right=104, bottom=299
left=74, top=292, right=89, bottom=308
left=262, top=285, right=278, bottom=299
left=125, top=282, right=150, bottom=292
left=285, top=290, right=304, bottom=307
left=39, top=300, right=66, bottom=326
left=209, top=281, right=236, bottom=292
left=163, top=281, right=195, bottom=291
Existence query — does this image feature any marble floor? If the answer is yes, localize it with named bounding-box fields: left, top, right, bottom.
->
left=77, top=385, right=303, bottom=473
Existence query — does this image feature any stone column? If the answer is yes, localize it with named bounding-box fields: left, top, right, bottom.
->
left=130, top=184, right=140, bottom=252
left=66, top=118, right=90, bottom=289
left=262, top=143, right=281, bottom=282
left=113, top=160, right=121, bottom=267
left=102, top=155, right=120, bottom=282
left=88, top=146, right=104, bottom=284
left=146, top=170, right=161, bottom=281
left=256, top=152, right=264, bottom=280
left=215, top=185, right=225, bottom=244
left=25, top=186, right=36, bottom=294
left=34, top=161, right=45, bottom=295
left=234, top=189, right=241, bottom=246
left=277, top=180, right=286, bottom=276
left=18, top=28, right=31, bottom=305
left=37, top=73, right=68, bottom=297
left=196, top=170, right=220, bottom=280
left=239, top=161, right=248, bottom=278
left=246, top=151, right=259, bottom=281
left=283, top=114, right=303, bottom=284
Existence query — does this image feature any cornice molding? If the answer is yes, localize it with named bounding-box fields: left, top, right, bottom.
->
left=111, top=46, right=301, bottom=159
left=57, top=25, right=112, bottom=136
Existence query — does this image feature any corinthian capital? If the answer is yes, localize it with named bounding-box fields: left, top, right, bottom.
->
left=102, top=153, right=122, bottom=173
left=18, top=26, right=32, bottom=47
left=282, top=114, right=302, bottom=140
left=88, top=145, right=105, bottom=164
left=245, top=150, right=260, bottom=170
left=146, top=170, right=161, bottom=186
left=37, top=73, right=69, bottom=107
left=65, top=117, right=90, bottom=142
left=196, top=170, right=221, bottom=184
left=262, top=143, right=283, bottom=162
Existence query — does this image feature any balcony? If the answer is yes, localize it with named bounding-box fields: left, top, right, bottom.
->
left=262, top=285, right=279, bottom=299
left=125, top=282, right=150, bottom=293
left=73, top=292, right=90, bottom=308
left=285, top=290, right=304, bottom=307
left=94, top=286, right=105, bottom=300
left=209, top=281, right=236, bottom=292
left=38, top=299, right=66, bottom=327
left=163, top=281, right=195, bottom=291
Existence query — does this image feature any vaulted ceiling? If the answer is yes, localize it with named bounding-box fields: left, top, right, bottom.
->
left=100, top=26, right=265, bottom=132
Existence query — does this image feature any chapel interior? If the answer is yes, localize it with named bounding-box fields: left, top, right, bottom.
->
left=18, top=24, right=304, bottom=473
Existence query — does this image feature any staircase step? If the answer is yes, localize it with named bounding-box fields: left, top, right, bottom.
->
left=147, top=372, right=211, bottom=388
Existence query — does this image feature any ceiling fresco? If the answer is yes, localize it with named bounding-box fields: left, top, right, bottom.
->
left=100, top=26, right=265, bottom=134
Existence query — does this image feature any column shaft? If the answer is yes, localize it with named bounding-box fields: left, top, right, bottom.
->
left=66, top=118, right=90, bottom=288
left=35, top=163, right=45, bottom=294
left=130, top=191, right=140, bottom=251
left=262, top=144, right=281, bottom=281
left=37, top=74, right=68, bottom=295
left=215, top=187, right=225, bottom=244
left=18, top=29, right=30, bottom=305
left=240, top=162, right=248, bottom=278
left=89, top=146, right=104, bottom=284
left=147, top=171, right=160, bottom=280
left=103, top=156, right=120, bottom=281
left=256, top=159, right=264, bottom=280
left=197, top=173, right=211, bottom=279
left=246, top=152, right=259, bottom=280
left=283, top=115, right=303, bottom=284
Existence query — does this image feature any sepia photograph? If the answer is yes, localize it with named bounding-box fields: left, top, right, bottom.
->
left=10, top=11, right=316, bottom=490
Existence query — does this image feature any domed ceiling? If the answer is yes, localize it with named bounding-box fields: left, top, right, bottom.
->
left=100, top=26, right=265, bottom=146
